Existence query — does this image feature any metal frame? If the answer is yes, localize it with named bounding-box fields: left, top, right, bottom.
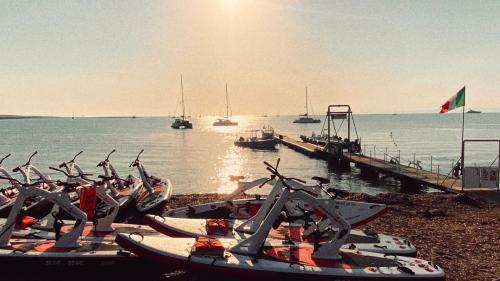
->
left=462, top=139, right=500, bottom=191
left=326, top=105, right=361, bottom=156
left=230, top=181, right=350, bottom=260
left=0, top=184, right=87, bottom=248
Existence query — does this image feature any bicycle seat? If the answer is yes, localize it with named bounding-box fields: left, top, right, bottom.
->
left=311, top=176, right=330, bottom=185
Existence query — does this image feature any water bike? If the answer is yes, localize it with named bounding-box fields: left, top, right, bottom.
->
left=0, top=174, right=163, bottom=273
left=96, top=149, right=142, bottom=209
left=146, top=166, right=415, bottom=256
left=3, top=152, right=75, bottom=218
left=0, top=154, right=22, bottom=217
left=130, top=150, right=172, bottom=212
left=116, top=160, right=444, bottom=280
left=165, top=175, right=386, bottom=223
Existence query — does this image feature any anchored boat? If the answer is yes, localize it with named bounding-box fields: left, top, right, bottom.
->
left=213, top=83, right=238, bottom=126
left=293, top=87, right=320, bottom=123
left=171, top=74, right=193, bottom=129
left=466, top=109, right=481, bottom=114
left=234, top=126, right=277, bottom=150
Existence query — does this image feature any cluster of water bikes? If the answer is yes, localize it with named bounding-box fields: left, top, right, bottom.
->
left=0, top=151, right=445, bottom=280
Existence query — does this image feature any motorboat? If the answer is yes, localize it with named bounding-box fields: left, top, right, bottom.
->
left=234, top=126, right=277, bottom=150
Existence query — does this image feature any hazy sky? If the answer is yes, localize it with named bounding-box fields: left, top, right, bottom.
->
left=1, top=0, right=500, bottom=116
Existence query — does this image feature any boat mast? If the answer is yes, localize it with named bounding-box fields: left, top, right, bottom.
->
left=181, top=74, right=185, bottom=120
left=305, top=87, right=308, bottom=118
left=226, top=82, right=229, bottom=119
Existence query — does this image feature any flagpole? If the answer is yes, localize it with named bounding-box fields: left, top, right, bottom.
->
left=460, top=86, right=465, bottom=190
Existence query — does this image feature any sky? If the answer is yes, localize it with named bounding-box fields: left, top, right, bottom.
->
left=1, top=0, right=500, bottom=117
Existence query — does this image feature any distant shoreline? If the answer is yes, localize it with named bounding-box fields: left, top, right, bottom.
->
left=0, top=115, right=54, bottom=120
left=0, top=112, right=499, bottom=120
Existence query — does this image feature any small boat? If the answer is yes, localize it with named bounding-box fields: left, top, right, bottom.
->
left=213, top=118, right=238, bottom=126
left=171, top=74, right=193, bottom=129
left=293, top=87, right=321, bottom=123
left=171, top=118, right=192, bottom=129
left=234, top=126, right=277, bottom=150
left=117, top=235, right=442, bottom=280
left=300, top=131, right=330, bottom=146
left=163, top=176, right=386, bottom=226
left=466, top=109, right=481, bottom=114
left=131, top=150, right=172, bottom=212
left=213, top=83, right=238, bottom=126
left=144, top=217, right=416, bottom=256
left=116, top=161, right=444, bottom=280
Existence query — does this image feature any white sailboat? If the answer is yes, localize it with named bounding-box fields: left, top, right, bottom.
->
left=293, top=87, right=320, bottom=124
left=171, top=74, right=193, bottom=129
left=213, top=83, right=238, bottom=126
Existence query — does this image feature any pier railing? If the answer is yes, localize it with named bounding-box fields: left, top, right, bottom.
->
left=361, top=144, right=463, bottom=190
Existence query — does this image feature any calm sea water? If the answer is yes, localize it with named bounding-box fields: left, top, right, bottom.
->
left=0, top=113, right=499, bottom=195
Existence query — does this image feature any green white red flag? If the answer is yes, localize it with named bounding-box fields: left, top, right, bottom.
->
left=440, top=86, right=465, bottom=113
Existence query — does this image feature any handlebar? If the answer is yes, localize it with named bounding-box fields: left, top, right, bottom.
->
left=106, top=149, right=116, bottom=161
left=70, top=151, right=84, bottom=163
left=129, top=149, right=144, bottom=167
left=58, top=151, right=84, bottom=168
left=97, top=149, right=116, bottom=167
left=49, top=166, right=93, bottom=179
left=258, top=175, right=276, bottom=188
left=0, top=175, right=42, bottom=187
left=13, top=151, right=38, bottom=172
left=0, top=154, right=11, bottom=166
left=50, top=166, right=112, bottom=186
left=23, top=151, right=38, bottom=167
left=263, top=159, right=309, bottom=193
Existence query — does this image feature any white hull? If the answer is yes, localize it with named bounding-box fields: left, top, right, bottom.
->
left=116, top=234, right=445, bottom=280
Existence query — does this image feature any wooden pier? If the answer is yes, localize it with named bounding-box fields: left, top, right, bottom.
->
left=278, top=134, right=470, bottom=193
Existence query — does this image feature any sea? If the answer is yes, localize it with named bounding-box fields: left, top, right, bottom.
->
left=0, top=113, right=499, bottom=195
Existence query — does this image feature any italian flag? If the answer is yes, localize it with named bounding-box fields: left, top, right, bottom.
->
left=440, top=86, right=465, bottom=113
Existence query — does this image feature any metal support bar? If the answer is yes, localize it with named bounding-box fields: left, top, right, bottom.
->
left=430, top=156, right=433, bottom=173
left=437, top=165, right=439, bottom=185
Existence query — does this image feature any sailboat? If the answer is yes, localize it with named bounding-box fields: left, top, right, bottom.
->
left=171, top=74, right=193, bottom=129
left=213, top=83, right=238, bottom=126
left=293, top=87, right=320, bottom=123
